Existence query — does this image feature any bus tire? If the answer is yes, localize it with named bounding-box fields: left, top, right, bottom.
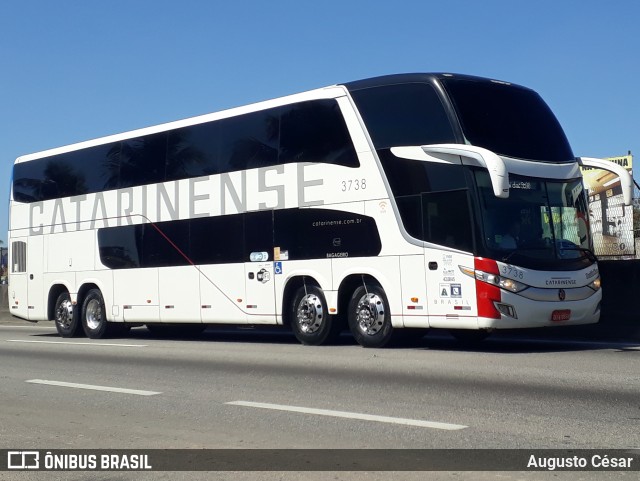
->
left=348, top=284, right=393, bottom=348
left=81, top=288, right=110, bottom=339
left=290, top=285, right=338, bottom=346
left=54, top=292, right=80, bottom=338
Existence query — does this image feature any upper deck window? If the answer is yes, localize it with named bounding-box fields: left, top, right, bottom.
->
left=349, top=83, right=457, bottom=149
left=441, top=79, right=574, bottom=163
left=12, top=99, right=358, bottom=203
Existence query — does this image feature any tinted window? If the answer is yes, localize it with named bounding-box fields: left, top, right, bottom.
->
left=190, top=215, right=244, bottom=265
left=166, top=122, right=218, bottom=180
left=395, top=195, right=422, bottom=239
left=377, top=149, right=473, bottom=250
left=244, top=210, right=274, bottom=261
left=280, top=100, right=359, bottom=167
left=98, top=225, right=142, bottom=268
left=349, top=83, right=456, bottom=149
left=98, top=208, right=380, bottom=268
left=421, top=190, right=473, bottom=252
left=143, top=221, right=191, bottom=267
left=13, top=142, right=119, bottom=202
left=99, top=215, right=246, bottom=269
left=393, top=190, right=474, bottom=252
left=378, top=149, right=468, bottom=198
left=13, top=159, right=50, bottom=203
left=274, top=209, right=381, bottom=260
left=219, top=109, right=280, bottom=172
left=119, top=132, right=168, bottom=188
left=442, top=79, right=574, bottom=162
left=13, top=99, right=357, bottom=203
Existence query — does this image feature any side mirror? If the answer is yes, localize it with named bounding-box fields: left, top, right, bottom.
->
left=392, top=144, right=509, bottom=199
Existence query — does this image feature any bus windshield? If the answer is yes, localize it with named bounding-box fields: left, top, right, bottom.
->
left=475, top=171, right=593, bottom=266
left=441, top=78, right=575, bottom=163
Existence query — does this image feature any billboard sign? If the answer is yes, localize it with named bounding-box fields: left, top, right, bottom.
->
left=581, top=155, right=634, bottom=257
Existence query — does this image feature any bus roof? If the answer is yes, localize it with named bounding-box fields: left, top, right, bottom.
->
left=15, top=73, right=531, bottom=164
left=343, top=72, right=532, bottom=93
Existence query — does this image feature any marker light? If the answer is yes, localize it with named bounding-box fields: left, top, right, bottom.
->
left=588, top=277, right=601, bottom=291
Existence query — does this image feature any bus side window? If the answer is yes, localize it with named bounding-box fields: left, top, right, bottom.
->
left=280, top=100, right=359, bottom=168
left=422, top=190, right=473, bottom=252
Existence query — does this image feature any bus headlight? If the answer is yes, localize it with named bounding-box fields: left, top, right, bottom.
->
left=460, top=266, right=529, bottom=293
left=588, top=277, right=601, bottom=291
left=499, top=277, right=528, bottom=293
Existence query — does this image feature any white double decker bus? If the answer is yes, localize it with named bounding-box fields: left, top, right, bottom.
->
left=8, top=73, right=633, bottom=347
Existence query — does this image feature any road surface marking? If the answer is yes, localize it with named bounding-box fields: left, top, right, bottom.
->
left=7, top=339, right=147, bottom=347
left=0, top=325, right=56, bottom=329
left=226, top=400, right=467, bottom=430
left=26, top=379, right=161, bottom=396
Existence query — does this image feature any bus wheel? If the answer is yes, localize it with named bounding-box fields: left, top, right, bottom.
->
left=54, top=292, right=79, bottom=338
left=348, top=285, right=393, bottom=348
left=290, top=285, right=337, bottom=345
left=81, top=289, right=109, bottom=339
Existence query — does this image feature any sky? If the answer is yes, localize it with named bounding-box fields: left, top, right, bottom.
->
left=1, top=0, right=639, bottom=245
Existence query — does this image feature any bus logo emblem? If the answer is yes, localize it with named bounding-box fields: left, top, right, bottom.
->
left=558, top=289, right=566, bottom=301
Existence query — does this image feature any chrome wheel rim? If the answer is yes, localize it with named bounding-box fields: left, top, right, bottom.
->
left=55, top=299, right=74, bottom=329
left=355, top=293, right=385, bottom=335
left=85, top=299, right=102, bottom=330
left=296, top=294, right=324, bottom=334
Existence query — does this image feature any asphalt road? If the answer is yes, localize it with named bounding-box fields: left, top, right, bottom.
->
left=1, top=318, right=639, bottom=480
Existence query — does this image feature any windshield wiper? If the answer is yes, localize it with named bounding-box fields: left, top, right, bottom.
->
left=501, top=246, right=549, bottom=263
left=501, top=245, right=597, bottom=263
left=558, top=246, right=597, bottom=262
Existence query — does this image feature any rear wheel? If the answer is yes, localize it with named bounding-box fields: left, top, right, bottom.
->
left=54, top=292, right=80, bottom=338
left=348, top=284, right=393, bottom=348
left=81, top=289, right=111, bottom=339
left=290, top=285, right=340, bottom=345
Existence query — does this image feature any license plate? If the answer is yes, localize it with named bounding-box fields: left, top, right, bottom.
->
left=551, top=309, right=571, bottom=322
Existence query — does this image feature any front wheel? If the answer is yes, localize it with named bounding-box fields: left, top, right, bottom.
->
left=81, top=289, right=111, bottom=339
left=54, top=292, right=80, bottom=338
left=290, top=285, right=340, bottom=345
left=348, top=285, right=393, bottom=348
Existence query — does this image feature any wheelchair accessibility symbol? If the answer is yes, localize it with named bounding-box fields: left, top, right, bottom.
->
left=274, top=261, right=283, bottom=275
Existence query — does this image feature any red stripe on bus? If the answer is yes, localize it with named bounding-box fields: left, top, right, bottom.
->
left=474, top=257, right=501, bottom=319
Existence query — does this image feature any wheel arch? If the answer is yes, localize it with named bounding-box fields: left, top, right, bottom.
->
left=77, top=282, right=102, bottom=315
left=337, top=273, right=392, bottom=316
left=47, top=284, right=71, bottom=321
left=281, top=275, right=323, bottom=327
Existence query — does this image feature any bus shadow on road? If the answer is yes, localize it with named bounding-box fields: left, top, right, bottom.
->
left=24, top=325, right=640, bottom=353
left=408, top=332, right=640, bottom=354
